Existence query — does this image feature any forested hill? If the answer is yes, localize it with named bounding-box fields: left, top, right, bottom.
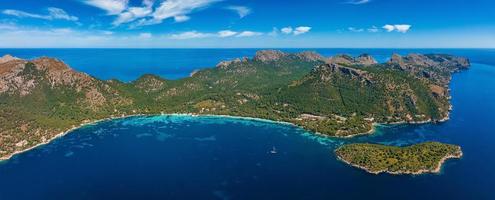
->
left=0, top=50, right=469, bottom=159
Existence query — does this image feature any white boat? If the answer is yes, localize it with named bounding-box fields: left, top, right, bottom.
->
left=270, top=146, right=277, bottom=154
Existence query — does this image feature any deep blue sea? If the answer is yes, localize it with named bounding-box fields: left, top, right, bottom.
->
left=0, top=49, right=494, bottom=200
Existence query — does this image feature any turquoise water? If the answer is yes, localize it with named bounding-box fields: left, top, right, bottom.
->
left=0, top=49, right=494, bottom=199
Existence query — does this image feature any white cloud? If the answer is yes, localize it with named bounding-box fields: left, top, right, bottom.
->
left=2, top=7, right=78, bottom=21
left=236, top=31, right=262, bottom=37
left=169, top=30, right=264, bottom=39
left=293, top=26, right=311, bottom=35
left=46, top=8, right=79, bottom=21
left=173, top=15, right=190, bottom=22
left=281, top=26, right=293, bottom=34
left=344, top=0, right=371, bottom=5
left=225, top=6, right=251, bottom=18
left=382, top=24, right=412, bottom=33
left=382, top=24, right=395, bottom=32
left=143, top=0, right=155, bottom=7
left=113, top=5, right=153, bottom=26
left=218, top=30, right=237, bottom=38
left=168, top=31, right=213, bottom=40
left=367, top=26, right=379, bottom=33
left=348, top=27, right=364, bottom=32
left=0, top=26, right=160, bottom=48
left=394, top=24, right=412, bottom=33
left=139, top=32, right=152, bottom=39
left=84, top=0, right=129, bottom=15
left=85, top=0, right=230, bottom=27
left=134, top=0, right=221, bottom=27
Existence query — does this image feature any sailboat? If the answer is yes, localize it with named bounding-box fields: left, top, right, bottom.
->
left=270, top=146, right=277, bottom=154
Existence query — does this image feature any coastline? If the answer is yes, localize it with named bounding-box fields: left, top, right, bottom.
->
left=335, top=146, right=463, bottom=175
left=0, top=113, right=300, bottom=162
left=0, top=111, right=451, bottom=162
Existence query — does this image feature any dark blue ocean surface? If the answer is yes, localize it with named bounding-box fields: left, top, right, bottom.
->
left=0, top=49, right=494, bottom=199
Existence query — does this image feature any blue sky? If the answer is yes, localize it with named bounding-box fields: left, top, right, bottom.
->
left=0, top=0, right=494, bottom=48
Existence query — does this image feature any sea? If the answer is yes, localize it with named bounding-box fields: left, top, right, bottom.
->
left=0, top=48, right=494, bottom=200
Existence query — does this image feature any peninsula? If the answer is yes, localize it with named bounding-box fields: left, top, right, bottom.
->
left=0, top=50, right=469, bottom=173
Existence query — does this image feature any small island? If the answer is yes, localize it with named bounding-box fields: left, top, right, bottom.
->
left=335, top=142, right=463, bottom=175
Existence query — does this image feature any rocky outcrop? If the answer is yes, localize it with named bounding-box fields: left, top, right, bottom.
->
left=0, top=55, right=111, bottom=107
left=217, top=50, right=325, bottom=69
left=133, top=74, right=166, bottom=92
left=295, top=51, right=325, bottom=62
left=388, top=53, right=470, bottom=72
left=313, top=63, right=373, bottom=84
left=356, top=54, right=378, bottom=65
left=253, top=50, right=288, bottom=62
left=327, top=54, right=355, bottom=65
left=327, top=54, right=377, bottom=66
left=387, top=53, right=470, bottom=85
left=0, top=54, right=20, bottom=64
left=216, top=57, right=248, bottom=69
left=430, top=84, right=446, bottom=98
left=425, top=54, right=470, bottom=71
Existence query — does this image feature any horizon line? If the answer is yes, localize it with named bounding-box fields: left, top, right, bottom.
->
left=0, top=47, right=494, bottom=50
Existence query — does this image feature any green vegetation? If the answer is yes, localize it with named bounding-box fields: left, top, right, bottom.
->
left=335, top=142, right=463, bottom=174
left=0, top=51, right=469, bottom=159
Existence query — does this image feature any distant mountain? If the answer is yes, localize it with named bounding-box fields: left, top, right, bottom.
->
left=0, top=50, right=469, bottom=159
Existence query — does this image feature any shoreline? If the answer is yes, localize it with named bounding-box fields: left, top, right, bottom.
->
left=335, top=147, right=463, bottom=175
left=0, top=113, right=299, bottom=161
left=0, top=111, right=451, bottom=162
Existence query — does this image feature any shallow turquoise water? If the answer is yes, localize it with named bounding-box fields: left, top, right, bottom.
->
left=0, top=49, right=494, bottom=199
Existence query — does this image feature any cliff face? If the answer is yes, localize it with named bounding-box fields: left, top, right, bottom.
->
left=387, top=53, right=470, bottom=85
left=356, top=54, right=378, bottom=65
left=312, top=63, right=373, bottom=84
left=327, top=54, right=377, bottom=66
left=253, top=50, right=288, bottom=62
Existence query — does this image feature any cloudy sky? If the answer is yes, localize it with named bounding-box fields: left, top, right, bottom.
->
left=0, top=0, right=494, bottom=48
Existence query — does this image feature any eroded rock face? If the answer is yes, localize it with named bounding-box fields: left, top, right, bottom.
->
left=313, top=63, right=373, bottom=83
left=0, top=59, right=32, bottom=96
left=430, top=84, right=446, bottom=98
left=388, top=53, right=470, bottom=71
left=0, top=54, right=19, bottom=64
left=253, top=50, right=288, bottom=62
left=425, top=54, right=470, bottom=71
left=356, top=54, right=378, bottom=65
left=387, top=53, right=470, bottom=85
left=295, top=51, right=325, bottom=62
left=0, top=56, right=109, bottom=107
left=327, top=54, right=355, bottom=65
left=31, top=57, right=97, bottom=91
left=216, top=57, right=249, bottom=69
left=327, top=54, right=377, bottom=66
left=216, top=50, right=325, bottom=69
